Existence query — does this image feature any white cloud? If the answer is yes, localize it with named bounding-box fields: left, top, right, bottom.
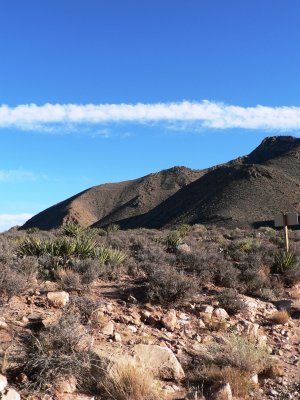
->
left=0, top=101, right=300, bottom=131
left=0, top=169, right=37, bottom=182
left=0, top=213, right=33, bottom=232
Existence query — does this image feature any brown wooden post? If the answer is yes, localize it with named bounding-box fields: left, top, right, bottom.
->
left=283, top=213, right=289, bottom=253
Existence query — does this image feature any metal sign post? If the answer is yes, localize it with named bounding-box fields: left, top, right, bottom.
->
left=274, top=212, right=299, bottom=252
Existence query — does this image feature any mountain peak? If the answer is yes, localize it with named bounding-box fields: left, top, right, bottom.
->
left=245, top=135, right=300, bottom=164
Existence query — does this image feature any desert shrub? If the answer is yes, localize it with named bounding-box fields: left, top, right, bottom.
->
left=69, top=296, right=103, bottom=325
left=16, top=314, right=95, bottom=392
left=0, top=266, right=31, bottom=304
left=56, top=268, right=82, bottom=291
left=212, top=262, right=241, bottom=290
left=72, top=258, right=100, bottom=285
left=176, top=223, right=192, bottom=237
left=195, top=334, right=272, bottom=375
left=162, top=231, right=184, bottom=252
left=146, top=265, right=198, bottom=305
left=177, top=246, right=230, bottom=286
left=283, top=263, right=300, bottom=286
left=101, top=361, right=161, bottom=400
left=105, top=223, right=120, bottom=233
left=269, top=310, right=290, bottom=325
left=132, top=240, right=175, bottom=268
left=95, top=247, right=127, bottom=279
left=272, top=251, right=297, bottom=274
left=229, top=238, right=261, bottom=254
left=26, top=227, right=40, bottom=234
left=38, top=255, right=65, bottom=279
left=216, top=289, right=247, bottom=315
left=0, top=256, right=37, bottom=303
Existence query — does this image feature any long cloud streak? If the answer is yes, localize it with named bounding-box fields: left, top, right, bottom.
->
left=1, top=101, right=300, bottom=131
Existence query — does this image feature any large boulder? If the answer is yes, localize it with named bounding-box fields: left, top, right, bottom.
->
left=133, top=344, right=185, bottom=380
left=47, top=291, right=69, bottom=307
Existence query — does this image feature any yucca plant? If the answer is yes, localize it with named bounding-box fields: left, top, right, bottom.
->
left=17, top=237, right=48, bottom=257
left=272, top=251, right=296, bottom=274
left=163, top=231, right=184, bottom=251
left=74, top=236, right=97, bottom=258
left=62, top=221, right=85, bottom=238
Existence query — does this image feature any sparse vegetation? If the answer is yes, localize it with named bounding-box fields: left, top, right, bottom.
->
left=101, top=362, right=162, bottom=400
left=146, top=264, right=198, bottom=305
left=15, top=314, right=96, bottom=392
left=269, top=310, right=290, bottom=325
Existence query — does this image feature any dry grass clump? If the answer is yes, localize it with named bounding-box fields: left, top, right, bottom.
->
left=0, top=256, right=37, bottom=304
left=269, top=310, right=290, bottom=325
left=102, top=361, right=162, bottom=400
left=188, top=334, right=271, bottom=399
left=196, top=365, right=253, bottom=398
left=14, top=314, right=95, bottom=392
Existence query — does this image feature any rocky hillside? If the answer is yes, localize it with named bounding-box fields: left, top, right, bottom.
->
left=113, top=136, right=300, bottom=229
left=22, top=166, right=202, bottom=230
left=22, top=135, right=300, bottom=231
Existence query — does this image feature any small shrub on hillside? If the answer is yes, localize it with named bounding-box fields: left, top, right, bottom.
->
left=176, top=223, right=192, bottom=237
left=16, top=314, right=95, bottom=392
left=101, top=361, right=162, bottom=400
left=283, top=263, right=300, bottom=286
left=26, top=227, right=40, bottom=234
left=163, top=231, right=184, bottom=252
left=197, top=334, right=272, bottom=374
left=105, top=223, right=120, bottom=233
left=272, top=251, right=296, bottom=274
left=269, top=310, right=290, bottom=325
left=56, top=268, right=82, bottom=291
left=146, top=265, right=198, bottom=305
left=0, top=266, right=30, bottom=304
left=217, top=289, right=247, bottom=315
left=72, top=258, right=99, bottom=285
left=69, top=296, right=103, bottom=325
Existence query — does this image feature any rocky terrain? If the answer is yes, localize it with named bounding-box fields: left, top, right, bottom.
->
left=1, top=222, right=300, bottom=399
left=22, top=167, right=203, bottom=230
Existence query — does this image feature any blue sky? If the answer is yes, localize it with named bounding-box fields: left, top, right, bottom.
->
left=1, top=0, right=300, bottom=230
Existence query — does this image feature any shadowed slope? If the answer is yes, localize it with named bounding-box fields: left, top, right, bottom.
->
left=111, top=136, right=300, bottom=229
left=22, top=167, right=202, bottom=230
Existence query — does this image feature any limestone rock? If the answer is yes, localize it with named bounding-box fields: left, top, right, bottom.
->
left=1, top=388, right=21, bottom=400
left=162, top=309, right=177, bottom=332
left=113, top=333, right=122, bottom=342
left=55, top=375, right=77, bottom=394
left=102, top=321, right=114, bottom=336
left=47, top=291, right=69, bottom=307
left=0, top=317, right=8, bottom=329
left=133, top=344, right=185, bottom=380
left=177, top=243, right=191, bottom=253
left=0, top=374, right=7, bottom=391
left=213, top=308, right=229, bottom=320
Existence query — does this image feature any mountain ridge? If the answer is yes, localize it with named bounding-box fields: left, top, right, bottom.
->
left=22, top=136, right=300, bottom=230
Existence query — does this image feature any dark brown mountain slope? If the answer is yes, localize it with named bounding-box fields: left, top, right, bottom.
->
left=109, top=136, right=300, bottom=229
left=22, top=166, right=202, bottom=230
